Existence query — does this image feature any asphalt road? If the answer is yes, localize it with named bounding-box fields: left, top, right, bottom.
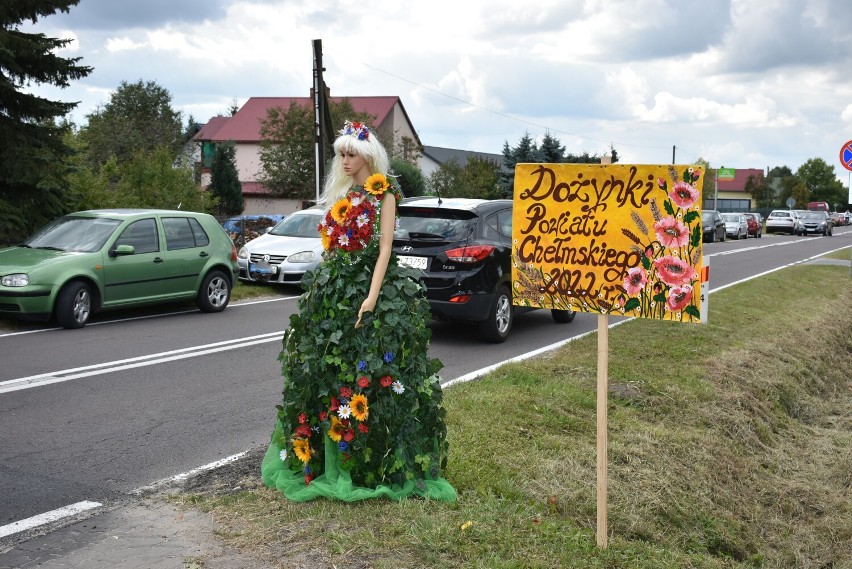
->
left=1, top=228, right=850, bottom=533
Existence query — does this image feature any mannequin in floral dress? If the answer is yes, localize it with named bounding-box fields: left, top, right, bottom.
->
left=261, top=121, right=456, bottom=502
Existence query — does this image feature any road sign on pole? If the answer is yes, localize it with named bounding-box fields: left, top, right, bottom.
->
left=839, top=140, right=852, bottom=172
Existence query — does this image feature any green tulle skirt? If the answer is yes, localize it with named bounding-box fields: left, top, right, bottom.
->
left=261, top=247, right=456, bottom=503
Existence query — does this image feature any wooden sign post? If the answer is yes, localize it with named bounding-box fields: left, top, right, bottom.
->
left=596, top=314, right=608, bottom=547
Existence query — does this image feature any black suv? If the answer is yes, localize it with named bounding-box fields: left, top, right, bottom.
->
left=393, top=197, right=574, bottom=342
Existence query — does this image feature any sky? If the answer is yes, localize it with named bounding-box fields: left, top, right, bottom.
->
left=21, top=0, right=852, bottom=185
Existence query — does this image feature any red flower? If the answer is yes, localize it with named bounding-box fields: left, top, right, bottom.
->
left=330, top=397, right=340, bottom=412
left=305, top=473, right=314, bottom=485
left=344, top=429, right=355, bottom=442
left=380, top=375, right=393, bottom=387
left=358, top=376, right=370, bottom=388
left=358, top=423, right=369, bottom=434
left=340, top=386, right=353, bottom=398
left=298, top=412, right=307, bottom=424
left=295, top=424, right=311, bottom=438
left=319, top=411, right=328, bottom=421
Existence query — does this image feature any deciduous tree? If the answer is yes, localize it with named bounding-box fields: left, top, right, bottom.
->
left=80, top=79, right=184, bottom=168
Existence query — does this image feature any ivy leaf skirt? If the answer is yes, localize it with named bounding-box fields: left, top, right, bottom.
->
left=261, top=248, right=457, bottom=502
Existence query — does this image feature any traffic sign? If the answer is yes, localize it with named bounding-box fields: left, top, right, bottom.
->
left=839, top=140, right=852, bottom=172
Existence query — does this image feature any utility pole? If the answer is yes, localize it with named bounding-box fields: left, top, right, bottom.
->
left=311, top=39, right=334, bottom=205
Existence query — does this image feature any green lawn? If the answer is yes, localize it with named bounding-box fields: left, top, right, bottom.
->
left=173, top=262, right=852, bottom=568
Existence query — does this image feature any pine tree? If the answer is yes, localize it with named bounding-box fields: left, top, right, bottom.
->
left=0, top=0, right=92, bottom=242
left=209, top=141, right=244, bottom=216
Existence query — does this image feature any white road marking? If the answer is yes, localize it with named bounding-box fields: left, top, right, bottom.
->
left=0, top=501, right=101, bottom=539
left=0, top=331, right=284, bottom=394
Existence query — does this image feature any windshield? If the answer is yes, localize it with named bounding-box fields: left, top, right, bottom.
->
left=701, top=211, right=716, bottom=221
left=396, top=208, right=478, bottom=241
left=22, top=216, right=122, bottom=252
left=268, top=213, right=323, bottom=238
left=722, top=214, right=740, bottom=222
left=800, top=212, right=824, bottom=220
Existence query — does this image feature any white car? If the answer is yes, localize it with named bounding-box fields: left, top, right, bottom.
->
left=237, top=208, right=325, bottom=286
left=766, top=210, right=801, bottom=235
left=721, top=213, right=748, bottom=240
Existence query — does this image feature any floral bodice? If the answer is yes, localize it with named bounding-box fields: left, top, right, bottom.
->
left=317, top=173, right=400, bottom=256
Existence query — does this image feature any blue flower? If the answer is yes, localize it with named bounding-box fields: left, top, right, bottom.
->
left=357, top=360, right=367, bottom=371
left=383, top=351, right=394, bottom=363
left=304, top=465, right=311, bottom=475
left=338, top=441, right=349, bottom=451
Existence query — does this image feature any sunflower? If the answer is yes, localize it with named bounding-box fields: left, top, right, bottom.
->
left=349, top=393, right=369, bottom=422
left=328, top=416, right=347, bottom=442
left=364, top=173, right=389, bottom=196
left=330, top=198, right=350, bottom=224
left=321, top=231, right=332, bottom=250
left=292, top=438, right=312, bottom=463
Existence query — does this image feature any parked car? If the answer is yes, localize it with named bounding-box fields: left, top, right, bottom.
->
left=829, top=211, right=846, bottom=227
left=798, top=210, right=833, bottom=236
left=766, top=210, right=802, bottom=235
left=0, top=209, right=239, bottom=328
left=701, top=210, right=726, bottom=242
left=741, top=213, right=762, bottom=238
left=392, top=197, right=574, bottom=343
left=236, top=208, right=325, bottom=286
left=721, top=213, right=749, bottom=240
left=222, top=214, right=286, bottom=245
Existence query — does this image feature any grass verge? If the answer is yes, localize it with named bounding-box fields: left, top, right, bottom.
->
left=172, top=261, right=851, bottom=568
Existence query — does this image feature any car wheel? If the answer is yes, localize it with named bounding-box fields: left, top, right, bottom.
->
left=720, top=230, right=726, bottom=242
left=479, top=285, right=513, bottom=343
left=55, top=281, right=93, bottom=329
left=196, top=270, right=231, bottom=313
left=757, top=230, right=762, bottom=238
left=708, top=230, right=716, bottom=244
left=551, top=308, right=576, bottom=323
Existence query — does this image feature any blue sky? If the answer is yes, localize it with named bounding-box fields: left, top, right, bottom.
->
left=23, top=0, right=852, bottom=184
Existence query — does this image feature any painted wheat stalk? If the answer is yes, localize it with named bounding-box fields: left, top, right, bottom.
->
left=649, top=198, right=662, bottom=222
left=630, top=210, right=649, bottom=235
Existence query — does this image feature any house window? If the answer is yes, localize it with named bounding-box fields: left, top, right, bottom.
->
left=202, top=141, right=216, bottom=168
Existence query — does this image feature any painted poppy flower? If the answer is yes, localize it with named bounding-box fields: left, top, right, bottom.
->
left=380, top=375, right=393, bottom=387
left=666, top=284, right=693, bottom=312
left=340, top=386, right=353, bottom=398
left=623, top=267, right=648, bottom=296
left=654, top=256, right=697, bottom=287
left=654, top=216, right=690, bottom=248
left=357, top=376, right=370, bottom=388
left=669, top=181, right=699, bottom=209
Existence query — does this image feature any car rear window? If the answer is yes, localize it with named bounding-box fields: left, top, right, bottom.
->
left=396, top=208, right=478, bottom=241
left=770, top=212, right=790, bottom=218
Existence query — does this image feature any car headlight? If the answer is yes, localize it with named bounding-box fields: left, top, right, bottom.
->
left=287, top=251, right=315, bottom=263
left=237, top=246, right=249, bottom=260
left=1, top=273, right=29, bottom=287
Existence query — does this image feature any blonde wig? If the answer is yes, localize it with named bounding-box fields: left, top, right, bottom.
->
left=320, top=122, right=390, bottom=207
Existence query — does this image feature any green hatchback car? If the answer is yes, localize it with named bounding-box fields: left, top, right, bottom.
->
left=0, top=209, right=239, bottom=328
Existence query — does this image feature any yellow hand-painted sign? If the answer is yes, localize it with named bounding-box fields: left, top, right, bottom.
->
left=512, top=163, right=704, bottom=322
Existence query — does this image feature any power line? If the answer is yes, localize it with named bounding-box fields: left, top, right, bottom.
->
left=366, top=64, right=673, bottom=151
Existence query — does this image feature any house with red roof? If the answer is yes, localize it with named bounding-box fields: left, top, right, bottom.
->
left=194, top=94, right=420, bottom=214
left=703, top=168, right=765, bottom=212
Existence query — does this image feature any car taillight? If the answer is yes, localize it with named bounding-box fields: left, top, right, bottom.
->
left=449, top=294, right=471, bottom=303
left=231, top=244, right=238, bottom=261
left=444, top=245, right=494, bottom=263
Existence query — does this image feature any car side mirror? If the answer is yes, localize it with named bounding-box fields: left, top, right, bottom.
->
left=111, top=244, right=135, bottom=257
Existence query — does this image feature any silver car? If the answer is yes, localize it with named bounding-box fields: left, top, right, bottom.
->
left=721, top=213, right=748, bottom=240
left=237, top=208, right=325, bottom=285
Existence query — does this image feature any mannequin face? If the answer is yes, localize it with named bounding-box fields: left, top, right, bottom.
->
left=341, top=150, right=370, bottom=184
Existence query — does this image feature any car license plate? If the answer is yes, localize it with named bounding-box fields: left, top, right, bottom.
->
left=398, top=255, right=428, bottom=270
left=251, top=263, right=278, bottom=275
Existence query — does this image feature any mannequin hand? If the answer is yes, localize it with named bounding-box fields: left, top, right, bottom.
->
left=355, top=297, right=377, bottom=328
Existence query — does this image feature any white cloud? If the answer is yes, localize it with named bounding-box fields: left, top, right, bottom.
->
left=105, top=37, right=146, bottom=52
